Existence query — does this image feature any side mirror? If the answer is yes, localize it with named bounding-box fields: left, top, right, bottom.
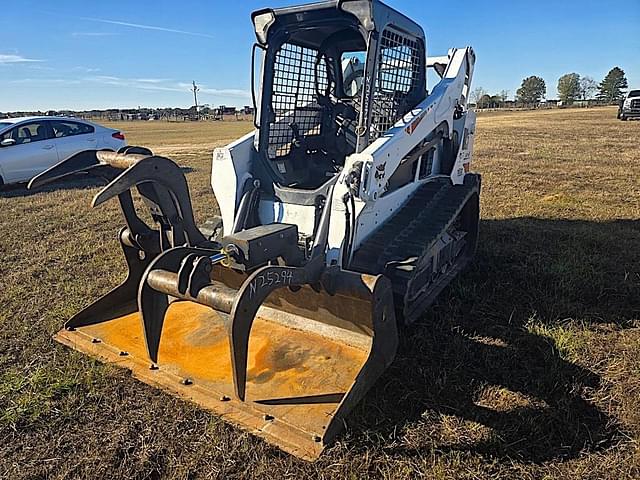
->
left=1, top=138, right=16, bottom=147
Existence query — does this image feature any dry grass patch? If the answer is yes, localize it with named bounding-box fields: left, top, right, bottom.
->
left=1, top=108, right=639, bottom=479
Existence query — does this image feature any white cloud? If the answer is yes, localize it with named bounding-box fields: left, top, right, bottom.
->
left=26, top=64, right=55, bottom=71
left=4, top=74, right=250, bottom=111
left=72, top=66, right=101, bottom=73
left=85, top=75, right=250, bottom=98
left=9, top=78, right=82, bottom=85
left=79, top=16, right=215, bottom=39
left=0, top=54, right=42, bottom=64
left=200, top=87, right=252, bottom=98
left=71, top=32, right=119, bottom=37
left=135, top=78, right=171, bottom=84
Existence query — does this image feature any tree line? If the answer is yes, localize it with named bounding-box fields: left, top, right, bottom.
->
left=472, top=66, right=629, bottom=108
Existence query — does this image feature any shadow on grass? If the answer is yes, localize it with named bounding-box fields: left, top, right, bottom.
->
left=0, top=174, right=107, bottom=198
left=350, top=217, right=639, bottom=463
left=0, top=166, right=195, bottom=199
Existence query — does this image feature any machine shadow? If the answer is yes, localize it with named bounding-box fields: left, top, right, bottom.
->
left=348, top=217, right=639, bottom=463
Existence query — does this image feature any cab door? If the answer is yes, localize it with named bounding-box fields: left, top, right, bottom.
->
left=0, top=121, right=57, bottom=184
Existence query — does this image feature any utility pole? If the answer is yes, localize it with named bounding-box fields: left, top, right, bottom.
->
left=191, top=80, right=200, bottom=119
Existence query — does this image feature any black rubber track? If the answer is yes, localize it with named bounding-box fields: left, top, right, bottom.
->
left=351, top=175, right=480, bottom=323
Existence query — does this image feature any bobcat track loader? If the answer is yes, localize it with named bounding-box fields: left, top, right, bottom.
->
left=30, top=0, right=480, bottom=460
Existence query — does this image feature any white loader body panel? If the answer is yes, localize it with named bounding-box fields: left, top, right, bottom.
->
left=212, top=37, right=477, bottom=268
left=212, top=132, right=254, bottom=237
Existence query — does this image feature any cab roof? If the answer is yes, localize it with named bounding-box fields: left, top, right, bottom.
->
left=252, top=0, right=425, bottom=48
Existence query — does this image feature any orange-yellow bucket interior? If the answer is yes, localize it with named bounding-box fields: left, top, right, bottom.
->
left=70, top=301, right=370, bottom=436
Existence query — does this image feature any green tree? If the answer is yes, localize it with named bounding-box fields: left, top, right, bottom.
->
left=557, top=73, right=581, bottom=104
left=516, top=76, right=546, bottom=105
left=597, top=67, right=628, bottom=103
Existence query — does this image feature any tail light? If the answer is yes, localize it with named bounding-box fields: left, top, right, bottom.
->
left=112, top=132, right=125, bottom=141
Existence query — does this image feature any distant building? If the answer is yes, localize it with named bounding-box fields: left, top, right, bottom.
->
left=217, top=105, right=238, bottom=116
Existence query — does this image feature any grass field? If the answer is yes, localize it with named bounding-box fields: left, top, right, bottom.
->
left=1, top=107, right=639, bottom=479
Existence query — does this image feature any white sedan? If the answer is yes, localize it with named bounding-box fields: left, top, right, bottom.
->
left=0, top=116, right=127, bottom=186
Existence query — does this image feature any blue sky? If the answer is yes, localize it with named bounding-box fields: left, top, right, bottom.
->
left=1, top=0, right=638, bottom=111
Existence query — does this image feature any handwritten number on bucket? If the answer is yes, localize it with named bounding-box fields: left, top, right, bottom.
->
left=249, top=269, right=294, bottom=299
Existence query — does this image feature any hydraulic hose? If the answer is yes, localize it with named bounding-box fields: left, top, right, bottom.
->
left=341, top=161, right=363, bottom=269
left=342, top=192, right=352, bottom=270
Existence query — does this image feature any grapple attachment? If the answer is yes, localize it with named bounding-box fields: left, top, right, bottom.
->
left=30, top=150, right=398, bottom=460
left=56, top=266, right=396, bottom=459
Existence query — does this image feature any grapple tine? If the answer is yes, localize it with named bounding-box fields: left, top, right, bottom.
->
left=228, top=265, right=308, bottom=401
left=28, top=150, right=102, bottom=189
left=66, top=227, right=151, bottom=330
left=28, top=148, right=154, bottom=190
left=92, top=156, right=187, bottom=207
left=228, top=317, right=249, bottom=401
left=139, top=261, right=171, bottom=363
left=138, top=247, right=215, bottom=363
left=91, top=156, right=206, bottom=246
left=138, top=283, right=169, bottom=364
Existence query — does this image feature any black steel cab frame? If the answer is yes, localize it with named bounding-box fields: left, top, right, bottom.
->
left=251, top=0, right=427, bottom=190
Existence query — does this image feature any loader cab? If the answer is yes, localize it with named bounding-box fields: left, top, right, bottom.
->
left=251, top=0, right=427, bottom=191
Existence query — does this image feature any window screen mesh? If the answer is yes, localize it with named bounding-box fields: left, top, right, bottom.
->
left=370, top=28, right=421, bottom=139
left=268, top=43, right=329, bottom=159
